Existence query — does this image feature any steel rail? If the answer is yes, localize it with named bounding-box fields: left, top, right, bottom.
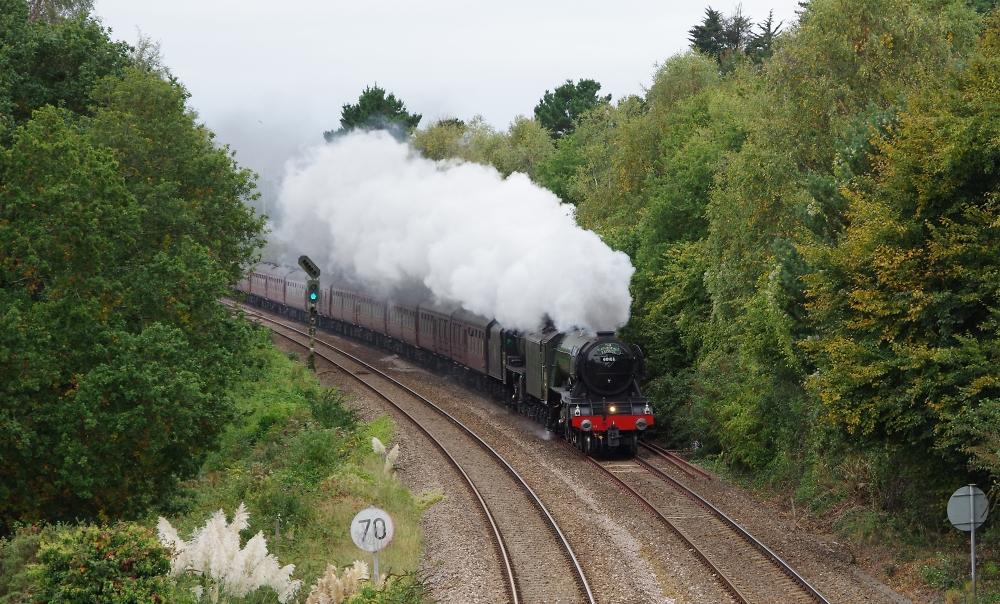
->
left=639, top=441, right=713, bottom=480
left=557, top=441, right=754, bottom=604
left=233, top=303, right=595, bottom=604
left=223, top=302, right=519, bottom=604
left=633, top=457, right=832, bottom=604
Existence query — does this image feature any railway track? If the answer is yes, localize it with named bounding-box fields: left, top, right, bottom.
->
left=231, top=300, right=832, bottom=603
left=228, top=302, right=594, bottom=604
left=639, top=441, right=713, bottom=480
left=562, top=440, right=830, bottom=604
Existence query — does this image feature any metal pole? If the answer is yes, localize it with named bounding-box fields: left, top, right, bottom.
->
left=970, top=484, right=977, bottom=599
left=373, top=550, right=379, bottom=587
left=308, top=307, right=316, bottom=371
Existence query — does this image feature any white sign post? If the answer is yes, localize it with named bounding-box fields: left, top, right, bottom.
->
left=350, top=506, right=395, bottom=582
left=947, top=485, right=989, bottom=598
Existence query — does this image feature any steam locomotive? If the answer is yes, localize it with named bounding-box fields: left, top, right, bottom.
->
left=236, top=262, right=653, bottom=455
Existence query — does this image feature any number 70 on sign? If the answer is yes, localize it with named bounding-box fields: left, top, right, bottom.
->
left=350, top=507, right=395, bottom=553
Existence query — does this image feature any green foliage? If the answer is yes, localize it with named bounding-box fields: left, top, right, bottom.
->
left=969, top=0, right=1000, bottom=13
left=164, top=344, right=427, bottom=590
left=569, top=94, right=657, bottom=253
left=688, top=6, right=781, bottom=66
left=684, top=0, right=981, bottom=477
left=411, top=115, right=555, bottom=180
left=25, top=0, right=94, bottom=24
left=0, top=7, right=265, bottom=533
left=541, top=0, right=995, bottom=534
left=801, top=13, right=1000, bottom=484
left=533, top=132, right=585, bottom=204
left=309, top=388, right=358, bottom=431
left=0, top=2, right=132, bottom=127
left=689, top=7, right=728, bottom=58
left=352, top=574, right=428, bottom=603
left=325, top=85, right=421, bottom=140
left=31, top=523, right=191, bottom=604
left=919, top=553, right=964, bottom=590
left=473, top=116, right=554, bottom=179
left=745, top=11, right=782, bottom=64
left=409, top=117, right=467, bottom=161
left=533, top=78, right=610, bottom=138
left=0, top=525, right=50, bottom=604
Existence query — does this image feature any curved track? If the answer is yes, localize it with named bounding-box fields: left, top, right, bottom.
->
left=563, top=441, right=830, bottom=604
left=229, top=302, right=594, bottom=604
left=639, top=441, right=712, bottom=480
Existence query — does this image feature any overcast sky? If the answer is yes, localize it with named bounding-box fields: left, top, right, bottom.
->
left=92, top=0, right=803, bottom=202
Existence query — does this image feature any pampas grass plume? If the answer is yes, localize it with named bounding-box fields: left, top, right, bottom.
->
left=383, top=444, right=399, bottom=475
left=157, top=503, right=302, bottom=603
left=305, top=560, right=370, bottom=604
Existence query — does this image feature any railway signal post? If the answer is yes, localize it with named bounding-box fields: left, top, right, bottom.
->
left=297, top=255, right=321, bottom=371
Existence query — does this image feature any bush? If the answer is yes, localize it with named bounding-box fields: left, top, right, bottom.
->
left=0, top=525, right=48, bottom=604
left=352, top=574, right=427, bottom=604
left=31, top=523, right=191, bottom=604
left=919, top=553, right=963, bottom=590
left=309, top=389, right=358, bottom=431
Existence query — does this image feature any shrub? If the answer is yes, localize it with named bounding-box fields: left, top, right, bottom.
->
left=0, top=525, right=49, bottom=604
left=351, top=574, right=427, bottom=604
left=309, top=389, right=357, bottom=431
left=31, top=523, right=191, bottom=604
left=158, top=503, right=301, bottom=603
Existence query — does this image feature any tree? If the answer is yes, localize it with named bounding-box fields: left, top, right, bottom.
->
left=410, top=117, right=468, bottom=160
left=746, top=11, right=782, bottom=64
left=801, top=14, right=1000, bottom=483
left=688, top=7, right=727, bottom=58
left=323, top=85, right=421, bottom=141
left=0, top=9, right=265, bottom=532
left=533, top=79, right=611, bottom=139
left=696, top=0, right=979, bottom=477
left=411, top=115, right=555, bottom=180
left=0, top=0, right=132, bottom=126
left=688, top=6, right=780, bottom=66
left=25, top=0, right=93, bottom=23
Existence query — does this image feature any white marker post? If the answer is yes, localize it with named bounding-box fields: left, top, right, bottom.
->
left=947, top=485, right=989, bottom=598
left=350, top=506, right=395, bottom=583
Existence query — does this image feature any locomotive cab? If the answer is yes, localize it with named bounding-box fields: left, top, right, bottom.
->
left=553, top=331, right=653, bottom=455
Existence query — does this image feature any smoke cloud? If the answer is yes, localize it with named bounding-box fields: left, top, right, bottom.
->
left=274, top=130, right=634, bottom=332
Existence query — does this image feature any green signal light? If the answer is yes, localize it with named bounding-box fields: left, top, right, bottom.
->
left=309, top=292, right=318, bottom=301
left=307, top=279, right=319, bottom=304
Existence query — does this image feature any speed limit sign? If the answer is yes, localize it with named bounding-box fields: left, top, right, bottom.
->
left=351, top=507, right=394, bottom=553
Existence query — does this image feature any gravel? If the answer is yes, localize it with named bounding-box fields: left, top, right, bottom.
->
left=262, top=308, right=913, bottom=604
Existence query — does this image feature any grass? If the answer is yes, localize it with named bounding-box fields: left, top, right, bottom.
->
left=0, top=339, right=434, bottom=603
left=153, top=341, right=434, bottom=594
left=686, top=447, right=1000, bottom=603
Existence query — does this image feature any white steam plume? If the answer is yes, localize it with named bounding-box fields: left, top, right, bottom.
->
left=275, top=130, right=634, bottom=332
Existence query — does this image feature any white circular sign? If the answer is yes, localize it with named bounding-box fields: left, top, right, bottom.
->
left=947, top=485, right=989, bottom=532
left=350, top=507, right=394, bottom=552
